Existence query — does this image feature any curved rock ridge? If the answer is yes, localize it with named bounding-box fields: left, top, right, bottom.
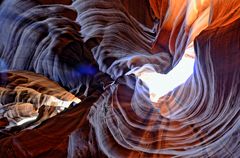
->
left=150, top=0, right=211, bottom=68
left=0, top=0, right=97, bottom=93
left=0, top=0, right=239, bottom=157
left=0, top=71, right=80, bottom=130
left=72, top=0, right=172, bottom=79
left=72, top=0, right=240, bottom=157
left=86, top=17, right=240, bottom=157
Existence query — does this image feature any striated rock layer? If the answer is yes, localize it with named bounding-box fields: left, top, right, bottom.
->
left=0, top=0, right=239, bottom=157
left=0, top=71, right=80, bottom=130
left=0, top=0, right=98, bottom=94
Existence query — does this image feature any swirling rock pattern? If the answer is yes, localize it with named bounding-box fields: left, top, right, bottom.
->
left=0, top=71, right=80, bottom=130
left=73, top=0, right=172, bottom=79
left=0, top=0, right=239, bottom=157
left=0, top=0, right=97, bottom=93
left=87, top=18, right=240, bottom=157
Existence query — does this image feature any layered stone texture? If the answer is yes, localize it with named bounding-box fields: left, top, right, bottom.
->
left=0, top=0, right=239, bottom=157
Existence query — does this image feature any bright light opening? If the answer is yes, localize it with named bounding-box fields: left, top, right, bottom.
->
left=135, top=46, right=195, bottom=102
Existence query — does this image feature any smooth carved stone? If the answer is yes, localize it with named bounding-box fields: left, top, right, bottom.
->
left=0, top=71, right=80, bottom=130
left=0, top=0, right=239, bottom=157
left=0, top=0, right=97, bottom=93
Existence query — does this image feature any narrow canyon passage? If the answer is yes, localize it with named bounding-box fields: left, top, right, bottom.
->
left=0, top=0, right=239, bottom=157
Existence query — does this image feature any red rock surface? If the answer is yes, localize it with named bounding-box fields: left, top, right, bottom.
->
left=0, top=0, right=239, bottom=157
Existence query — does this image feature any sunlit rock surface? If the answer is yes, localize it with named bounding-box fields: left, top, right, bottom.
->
left=0, top=0, right=239, bottom=157
left=0, top=71, right=80, bottom=130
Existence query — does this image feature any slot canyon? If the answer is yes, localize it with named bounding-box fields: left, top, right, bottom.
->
left=0, top=0, right=239, bottom=157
